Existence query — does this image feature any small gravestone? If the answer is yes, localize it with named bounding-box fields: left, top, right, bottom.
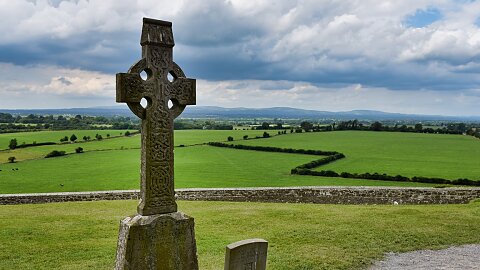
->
left=224, top=239, right=268, bottom=270
left=114, top=18, right=198, bottom=270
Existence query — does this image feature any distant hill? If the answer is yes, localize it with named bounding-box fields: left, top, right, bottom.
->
left=1, top=106, right=479, bottom=122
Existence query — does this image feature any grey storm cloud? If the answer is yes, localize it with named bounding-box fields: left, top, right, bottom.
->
left=0, top=1, right=477, bottom=91
left=0, top=0, right=480, bottom=112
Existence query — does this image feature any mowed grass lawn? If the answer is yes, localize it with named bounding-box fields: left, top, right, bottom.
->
left=0, top=200, right=479, bottom=270
left=239, top=131, right=480, bottom=180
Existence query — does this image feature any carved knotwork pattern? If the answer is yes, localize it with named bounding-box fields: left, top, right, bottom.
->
left=148, top=163, right=175, bottom=207
left=149, top=47, right=171, bottom=71
left=167, top=80, right=195, bottom=104
left=171, top=62, right=186, bottom=78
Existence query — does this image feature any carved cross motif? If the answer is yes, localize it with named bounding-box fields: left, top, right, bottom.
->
left=116, top=18, right=196, bottom=216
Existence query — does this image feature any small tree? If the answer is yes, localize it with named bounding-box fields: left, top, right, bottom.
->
left=75, top=147, right=84, bottom=153
left=243, top=135, right=248, bottom=140
left=227, top=136, right=234, bottom=141
left=370, top=121, right=383, bottom=131
left=263, top=132, right=270, bottom=138
left=125, top=131, right=131, bottom=136
left=8, top=138, right=17, bottom=150
left=45, top=150, right=66, bottom=158
left=60, top=136, right=68, bottom=142
left=96, top=134, right=103, bottom=140
left=83, top=136, right=88, bottom=141
left=70, top=134, right=77, bottom=142
left=414, top=123, right=423, bottom=132
left=106, top=134, right=110, bottom=138
left=300, top=121, right=313, bottom=132
left=7, top=156, right=16, bottom=163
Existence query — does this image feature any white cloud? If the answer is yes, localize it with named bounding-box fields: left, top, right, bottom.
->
left=0, top=63, right=115, bottom=97
left=0, top=62, right=479, bottom=116
left=197, top=79, right=480, bottom=116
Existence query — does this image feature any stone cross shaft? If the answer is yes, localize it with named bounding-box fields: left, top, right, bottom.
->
left=116, top=18, right=196, bottom=216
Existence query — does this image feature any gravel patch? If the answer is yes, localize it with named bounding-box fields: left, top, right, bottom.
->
left=368, top=244, right=480, bottom=270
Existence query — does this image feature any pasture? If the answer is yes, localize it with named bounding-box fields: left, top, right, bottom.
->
left=238, top=131, right=480, bottom=180
left=0, top=129, right=280, bottom=163
left=1, top=145, right=437, bottom=194
left=0, top=130, right=130, bottom=150
left=0, top=200, right=479, bottom=269
left=1, top=130, right=478, bottom=194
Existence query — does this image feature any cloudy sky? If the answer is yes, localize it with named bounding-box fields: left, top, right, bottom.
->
left=1, top=0, right=480, bottom=116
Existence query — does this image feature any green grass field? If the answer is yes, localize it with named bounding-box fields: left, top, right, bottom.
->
left=0, top=200, right=479, bottom=270
left=1, top=146, right=436, bottom=194
left=0, top=129, right=281, bottom=163
left=0, top=130, right=131, bottom=150
left=238, top=131, right=480, bottom=180
left=1, top=130, right=478, bottom=194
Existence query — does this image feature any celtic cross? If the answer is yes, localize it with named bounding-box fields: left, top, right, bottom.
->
left=116, top=18, right=196, bottom=216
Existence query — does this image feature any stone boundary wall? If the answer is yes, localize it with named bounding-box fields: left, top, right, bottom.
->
left=1, top=187, right=479, bottom=205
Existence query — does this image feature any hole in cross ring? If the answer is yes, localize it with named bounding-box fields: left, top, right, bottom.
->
left=140, top=69, right=152, bottom=81
left=168, top=99, right=174, bottom=109
left=140, top=97, right=150, bottom=109
left=167, top=71, right=175, bottom=82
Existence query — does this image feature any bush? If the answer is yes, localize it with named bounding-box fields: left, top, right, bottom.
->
left=70, top=134, right=77, bottom=142
left=7, top=156, right=16, bottom=163
left=243, top=135, right=248, bottom=140
left=45, top=150, right=66, bottom=158
left=60, top=136, right=68, bottom=142
left=125, top=131, right=131, bottom=136
left=227, top=136, right=234, bottom=141
left=75, top=147, right=84, bottom=153
left=263, top=132, right=270, bottom=138
left=8, top=138, right=17, bottom=150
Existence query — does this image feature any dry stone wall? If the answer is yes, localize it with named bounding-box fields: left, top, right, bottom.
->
left=1, top=187, right=479, bottom=205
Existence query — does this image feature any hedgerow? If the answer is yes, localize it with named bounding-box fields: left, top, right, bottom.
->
left=208, top=141, right=480, bottom=186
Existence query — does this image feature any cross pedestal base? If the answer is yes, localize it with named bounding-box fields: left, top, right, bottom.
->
left=114, top=212, right=198, bottom=270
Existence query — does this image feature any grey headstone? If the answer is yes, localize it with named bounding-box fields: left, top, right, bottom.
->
left=224, top=239, right=268, bottom=270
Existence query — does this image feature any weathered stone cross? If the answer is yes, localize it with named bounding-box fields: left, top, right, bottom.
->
left=116, top=18, right=196, bottom=216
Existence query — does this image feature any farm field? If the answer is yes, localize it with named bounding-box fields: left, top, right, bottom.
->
left=0, top=130, right=131, bottom=150
left=0, top=200, right=479, bottom=269
left=1, top=130, right=478, bottom=194
left=0, top=145, right=436, bottom=194
left=237, top=131, right=480, bottom=181
left=0, top=129, right=282, bottom=163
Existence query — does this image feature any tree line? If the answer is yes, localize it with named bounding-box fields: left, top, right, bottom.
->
left=0, top=113, right=139, bottom=132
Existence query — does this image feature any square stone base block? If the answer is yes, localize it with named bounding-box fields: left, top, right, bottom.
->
left=115, top=212, right=198, bottom=270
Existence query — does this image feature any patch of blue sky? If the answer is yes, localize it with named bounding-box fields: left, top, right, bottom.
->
left=475, top=17, right=480, bottom=27
left=404, top=8, right=443, bottom=28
